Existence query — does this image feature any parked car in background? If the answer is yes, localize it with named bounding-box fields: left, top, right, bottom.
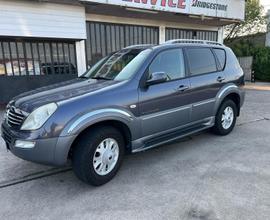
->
left=1, top=40, right=245, bottom=186
left=41, top=62, right=77, bottom=75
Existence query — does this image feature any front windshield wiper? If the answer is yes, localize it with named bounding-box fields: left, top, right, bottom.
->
left=91, top=76, right=112, bottom=80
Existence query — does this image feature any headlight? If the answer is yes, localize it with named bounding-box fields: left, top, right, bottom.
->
left=21, top=103, right=57, bottom=130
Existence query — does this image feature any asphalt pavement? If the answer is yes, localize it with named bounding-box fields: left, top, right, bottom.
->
left=0, top=88, right=270, bottom=220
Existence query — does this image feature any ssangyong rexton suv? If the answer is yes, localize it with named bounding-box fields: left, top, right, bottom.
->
left=1, top=40, right=245, bottom=186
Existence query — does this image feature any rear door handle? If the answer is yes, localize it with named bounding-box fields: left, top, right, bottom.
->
left=217, top=76, right=225, bottom=82
left=177, top=85, right=189, bottom=92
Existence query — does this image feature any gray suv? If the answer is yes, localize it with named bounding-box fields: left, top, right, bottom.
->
left=1, top=40, right=245, bottom=186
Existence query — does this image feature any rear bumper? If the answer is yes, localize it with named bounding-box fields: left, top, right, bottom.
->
left=240, top=88, right=245, bottom=107
left=1, top=123, right=76, bottom=166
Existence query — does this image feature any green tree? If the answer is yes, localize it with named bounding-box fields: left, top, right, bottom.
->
left=224, top=0, right=267, bottom=42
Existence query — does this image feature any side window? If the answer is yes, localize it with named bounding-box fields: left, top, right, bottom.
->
left=186, top=48, right=217, bottom=76
left=149, top=49, right=185, bottom=81
left=213, top=48, right=226, bottom=70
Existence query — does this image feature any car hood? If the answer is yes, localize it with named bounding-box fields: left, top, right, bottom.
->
left=11, top=78, right=120, bottom=112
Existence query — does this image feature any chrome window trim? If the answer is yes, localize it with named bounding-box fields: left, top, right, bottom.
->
left=192, top=98, right=216, bottom=107
left=141, top=105, right=191, bottom=121
left=141, top=98, right=216, bottom=121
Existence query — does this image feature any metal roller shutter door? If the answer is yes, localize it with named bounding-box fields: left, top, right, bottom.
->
left=85, top=21, right=159, bottom=67
left=165, top=28, right=218, bottom=42
left=0, top=38, right=77, bottom=103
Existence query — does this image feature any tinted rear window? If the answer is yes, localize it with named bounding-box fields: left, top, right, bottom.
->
left=186, top=48, right=217, bottom=75
left=214, top=49, right=226, bottom=70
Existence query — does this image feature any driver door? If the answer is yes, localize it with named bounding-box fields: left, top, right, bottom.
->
left=138, top=48, right=192, bottom=137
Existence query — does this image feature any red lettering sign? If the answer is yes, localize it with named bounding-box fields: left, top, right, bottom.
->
left=151, top=0, right=158, bottom=5
left=178, top=0, right=186, bottom=8
left=160, top=0, right=166, bottom=6
left=168, top=0, right=176, bottom=7
left=122, top=0, right=186, bottom=9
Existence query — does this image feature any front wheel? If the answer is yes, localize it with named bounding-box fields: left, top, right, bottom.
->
left=212, top=99, right=237, bottom=136
left=72, top=126, right=125, bottom=186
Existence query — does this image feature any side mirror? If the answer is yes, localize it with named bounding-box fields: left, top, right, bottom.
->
left=146, top=72, right=167, bottom=86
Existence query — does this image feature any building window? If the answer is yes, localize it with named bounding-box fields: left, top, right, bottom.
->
left=0, top=39, right=77, bottom=76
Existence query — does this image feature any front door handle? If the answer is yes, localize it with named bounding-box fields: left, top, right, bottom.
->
left=177, top=85, right=189, bottom=92
left=217, top=76, right=225, bottom=82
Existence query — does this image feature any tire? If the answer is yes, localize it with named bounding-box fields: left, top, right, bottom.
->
left=72, top=126, right=125, bottom=186
left=212, top=99, right=237, bottom=136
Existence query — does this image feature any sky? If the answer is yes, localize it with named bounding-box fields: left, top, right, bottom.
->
left=260, top=0, right=270, bottom=13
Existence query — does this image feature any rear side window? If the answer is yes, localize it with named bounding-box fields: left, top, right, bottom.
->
left=149, top=49, right=185, bottom=80
left=214, top=49, right=226, bottom=70
left=186, top=48, right=217, bottom=75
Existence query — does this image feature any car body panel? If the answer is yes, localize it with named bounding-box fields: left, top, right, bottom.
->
left=138, top=78, right=192, bottom=137
left=11, top=78, right=121, bottom=113
left=189, top=72, right=226, bottom=122
left=1, top=43, right=245, bottom=166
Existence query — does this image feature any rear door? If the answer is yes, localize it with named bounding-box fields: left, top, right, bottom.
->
left=138, top=48, right=191, bottom=137
left=185, top=47, right=226, bottom=122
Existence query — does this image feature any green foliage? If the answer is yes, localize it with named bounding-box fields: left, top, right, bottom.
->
left=225, top=0, right=267, bottom=41
left=252, top=47, right=270, bottom=81
left=224, top=0, right=269, bottom=81
left=228, top=40, right=270, bottom=81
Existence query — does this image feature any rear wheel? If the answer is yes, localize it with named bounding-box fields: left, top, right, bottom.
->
left=72, top=126, right=125, bottom=186
left=212, top=99, right=237, bottom=136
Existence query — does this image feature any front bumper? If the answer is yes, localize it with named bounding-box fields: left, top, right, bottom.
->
left=1, top=123, right=76, bottom=166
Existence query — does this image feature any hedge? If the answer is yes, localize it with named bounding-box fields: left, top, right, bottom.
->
left=226, top=40, right=270, bottom=81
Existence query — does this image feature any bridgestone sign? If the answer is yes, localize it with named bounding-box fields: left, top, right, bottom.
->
left=191, top=0, right=228, bottom=12
left=83, top=0, right=245, bottom=20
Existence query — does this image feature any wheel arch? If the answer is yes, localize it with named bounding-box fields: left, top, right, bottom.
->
left=56, top=108, right=138, bottom=164
left=215, top=85, right=242, bottom=116
left=223, top=93, right=241, bottom=116
left=67, top=119, right=133, bottom=160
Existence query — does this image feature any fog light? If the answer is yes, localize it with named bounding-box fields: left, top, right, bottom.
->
left=15, top=140, right=35, bottom=149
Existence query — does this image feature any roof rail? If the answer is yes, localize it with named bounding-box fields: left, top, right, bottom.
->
left=163, top=39, right=223, bottom=46
left=124, top=44, right=154, bottom=49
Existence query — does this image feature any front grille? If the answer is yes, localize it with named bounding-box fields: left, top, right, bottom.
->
left=6, top=106, right=28, bottom=128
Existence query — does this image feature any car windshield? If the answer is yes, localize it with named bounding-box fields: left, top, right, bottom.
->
left=81, top=48, right=151, bottom=81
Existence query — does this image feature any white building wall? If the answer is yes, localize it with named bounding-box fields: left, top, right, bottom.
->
left=159, top=26, right=166, bottom=44
left=0, top=0, right=86, bottom=39
left=76, top=41, right=87, bottom=76
left=218, top=27, right=224, bottom=44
